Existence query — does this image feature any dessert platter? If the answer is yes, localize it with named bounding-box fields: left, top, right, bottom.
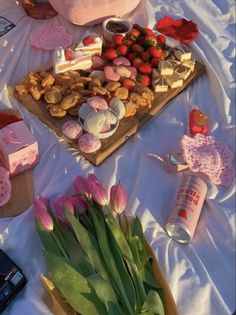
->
left=13, top=22, right=205, bottom=166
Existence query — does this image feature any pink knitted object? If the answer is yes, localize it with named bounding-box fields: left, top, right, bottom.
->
left=30, top=24, right=73, bottom=50
left=0, top=167, right=11, bottom=206
left=180, top=134, right=235, bottom=187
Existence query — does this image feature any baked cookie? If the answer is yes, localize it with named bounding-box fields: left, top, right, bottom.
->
left=48, top=105, right=67, bottom=118
left=44, top=86, right=62, bottom=104
left=104, top=81, right=121, bottom=92
left=60, top=91, right=80, bottom=110
left=114, top=87, right=129, bottom=100
left=124, top=101, right=137, bottom=117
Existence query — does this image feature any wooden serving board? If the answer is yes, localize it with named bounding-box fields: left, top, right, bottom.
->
left=12, top=61, right=205, bottom=166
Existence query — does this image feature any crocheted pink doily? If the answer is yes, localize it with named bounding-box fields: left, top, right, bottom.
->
left=180, top=134, right=235, bottom=187
left=30, top=24, right=73, bottom=50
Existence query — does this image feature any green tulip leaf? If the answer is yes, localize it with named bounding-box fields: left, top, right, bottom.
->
left=66, top=211, right=109, bottom=282
left=44, top=251, right=108, bottom=315
left=141, top=290, right=165, bottom=315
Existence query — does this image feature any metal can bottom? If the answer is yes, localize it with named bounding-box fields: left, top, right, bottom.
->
left=166, top=223, right=192, bottom=244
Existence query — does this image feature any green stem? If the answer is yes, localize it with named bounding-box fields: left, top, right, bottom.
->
left=52, top=232, right=69, bottom=261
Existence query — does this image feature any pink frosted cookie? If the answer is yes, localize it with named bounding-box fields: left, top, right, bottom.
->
left=104, top=66, right=121, bottom=82
left=0, top=167, right=11, bottom=207
left=113, top=57, right=131, bottom=66
left=91, top=55, right=105, bottom=69
left=87, top=96, right=108, bottom=110
left=62, top=120, right=83, bottom=140
left=78, top=133, right=101, bottom=153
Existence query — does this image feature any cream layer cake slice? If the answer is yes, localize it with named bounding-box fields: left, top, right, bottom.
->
left=164, top=74, right=184, bottom=89
left=152, top=69, right=168, bottom=92
left=173, top=45, right=192, bottom=62
left=174, top=64, right=192, bottom=80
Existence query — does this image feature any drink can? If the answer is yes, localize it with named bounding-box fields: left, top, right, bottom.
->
left=166, top=174, right=207, bottom=244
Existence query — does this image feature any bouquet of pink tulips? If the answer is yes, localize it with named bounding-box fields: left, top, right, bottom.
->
left=34, top=174, right=165, bottom=315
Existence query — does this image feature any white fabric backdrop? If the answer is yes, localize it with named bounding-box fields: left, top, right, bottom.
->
left=0, top=1, right=235, bottom=315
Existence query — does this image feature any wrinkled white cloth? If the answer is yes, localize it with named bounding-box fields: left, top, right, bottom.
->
left=0, top=1, right=235, bottom=315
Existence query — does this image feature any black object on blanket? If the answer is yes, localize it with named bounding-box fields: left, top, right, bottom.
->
left=0, top=17, right=15, bottom=37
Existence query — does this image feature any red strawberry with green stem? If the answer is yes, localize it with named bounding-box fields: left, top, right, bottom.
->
left=145, top=35, right=158, bottom=46
left=104, top=48, right=118, bottom=61
left=138, top=63, right=153, bottom=75
left=137, top=74, right=151, bottom=86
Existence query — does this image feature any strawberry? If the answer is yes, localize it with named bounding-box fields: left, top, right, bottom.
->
left=149, top=46, right=164, bottom=58
left=123, top=38, right=133, bottom=46
left=132, top=43, right=144, bottom=54
left=156, top=34, right=166, bottom=44
left=137, top=74, right=151, bottom=87
left=126, top=28, right=141, bottom=41
left=127, top=52, right=137, bottom=62
left=143, top=28, right=155, bottom=36
left=189, top=109, right=208, bottom=136
left=150, top=57, right=160, bottom=67
left=132, top=57, right=143, bottom=69
left=64, top=48, right=74, bottom=60
left=121, top=78, right=136, bottom=90
left=145, top=35, right=157, bottom=46
left=112, top=34, right=124, bottom=45
left=117, top=44, right=128, bottom=56
left=82, top=35, right=94, bottom=46
left=138, top=63, right=153, bottom=75
left=178, top=209, right=187, bottom=220
left=104, top=48, right=118, bottom=61
left=141, top=51, right=151, bottom=62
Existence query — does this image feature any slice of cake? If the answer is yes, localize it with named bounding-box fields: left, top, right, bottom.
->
left=152, top=69, right=168, bottom=92
left=174, top=64, right=192, bottom=80
left=173, top=45, right=192, bottom=61
left=182, top=59, right=196, bottom=72
left=164, top=74, right=184, bottom=89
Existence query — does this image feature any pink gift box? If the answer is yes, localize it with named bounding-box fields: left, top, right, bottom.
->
left=0, top=121, right=39, bottom=177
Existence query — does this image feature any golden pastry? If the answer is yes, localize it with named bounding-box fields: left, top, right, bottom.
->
left=44, top=86, right=62, bottom=104
left=28, top=84, right=43, bottom=101
left=28, top=71, right=41, bottom=86
left=48, top=105, right=67, bottom=118
left=60, top=91, right=81, bottom=110
left=104, top=81, right=121, bottom=92
left=114, top=87, right=129, bottom=100
left=124, top=101, right=137, bottom=117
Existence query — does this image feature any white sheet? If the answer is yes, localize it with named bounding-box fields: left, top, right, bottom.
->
left=0, top=1, right=235, bottom=315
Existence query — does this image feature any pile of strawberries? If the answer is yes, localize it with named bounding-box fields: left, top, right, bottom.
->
left=102, top=24, right=170, bottom=86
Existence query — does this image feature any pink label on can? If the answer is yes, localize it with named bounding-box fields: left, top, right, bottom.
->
left=167, top=175, right=207, bottom=240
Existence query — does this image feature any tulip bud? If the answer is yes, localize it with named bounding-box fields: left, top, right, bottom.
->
left=34, top=195, right=53, bottom=231
left=74, top=175, right=91, bottom=197
left=68, top=195, right=87, bottom=215
left=87, top=174, right=108, bottom=206
left=110, top=184, right=127, bottom=214
left=53, top=195, right=74, bottom=224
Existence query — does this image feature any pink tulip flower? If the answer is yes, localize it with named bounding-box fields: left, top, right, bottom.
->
left=87, top=173, right=108, bottom=206
left=34, top=195, right=54, bottom=231
left=68, top=195, right=87, bottom=215
left=74, top=175, right=91, bottom=197
left=53, top=195, right=74, bottom=224
left=110, top=184, right=127, bottom=214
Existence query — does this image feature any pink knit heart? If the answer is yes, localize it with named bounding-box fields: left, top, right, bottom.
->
left=180, top=134, right=235, bottom=187
left=30, top=24, right=73, bottom=50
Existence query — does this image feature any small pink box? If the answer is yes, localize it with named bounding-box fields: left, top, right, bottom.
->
left=0, top=121, right=39, bottom=177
